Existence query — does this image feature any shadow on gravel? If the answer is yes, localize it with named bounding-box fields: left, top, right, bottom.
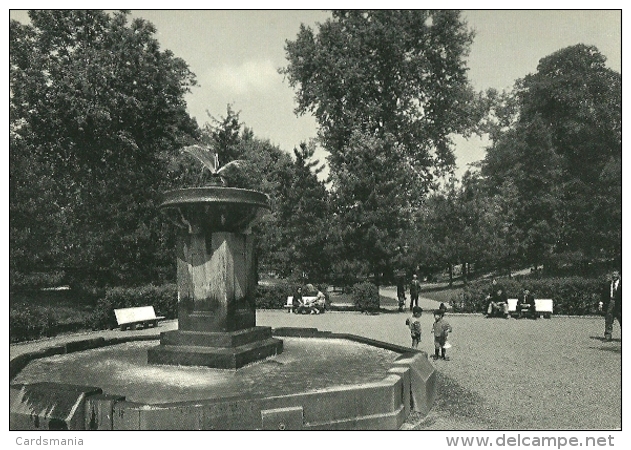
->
left=587, top=336, right=622, bottom=354
left=591, top=346, right=622, bottom=354
left=407, top=371, right=495, bottom=430
left=589, top=335, right=621, bottom=343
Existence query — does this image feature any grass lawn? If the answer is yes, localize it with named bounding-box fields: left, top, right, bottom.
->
left=420, top=286, right=464, bottom=304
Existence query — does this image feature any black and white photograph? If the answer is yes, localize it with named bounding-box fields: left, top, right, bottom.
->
left=8, top=6, right=623, bottom=444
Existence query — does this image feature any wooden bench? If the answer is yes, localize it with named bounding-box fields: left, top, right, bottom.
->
left=507, top=299, right=553, bottom=319
left=284, top=296, right=320, bottom=313
left=114, top=306, right=165, bottom=331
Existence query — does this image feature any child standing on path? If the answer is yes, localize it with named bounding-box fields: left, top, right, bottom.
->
left=409, top=274, right=421, bottom=310
left=397, top=277, right=406, bottom=312
left=431, top=309, right=452, bottom=360
left=405, top=306, right=423, bottom=348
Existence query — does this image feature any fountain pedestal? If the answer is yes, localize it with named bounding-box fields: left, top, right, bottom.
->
left=148, top=187, right=282, bottom=369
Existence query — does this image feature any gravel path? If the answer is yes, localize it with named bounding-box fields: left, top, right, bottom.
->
left=10, top=302, right=621, bottom=430
left=255, top=309, right=622, bottom=430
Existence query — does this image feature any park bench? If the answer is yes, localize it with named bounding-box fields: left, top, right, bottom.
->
left=507, top=298, right=553, bottom=319
left=114, top=306, right=165, bottom=331
left=284, top=296, right=322, bottom=313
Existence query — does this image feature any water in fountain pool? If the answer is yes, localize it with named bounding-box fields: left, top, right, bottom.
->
left=13, top=338, right=398, bottom=404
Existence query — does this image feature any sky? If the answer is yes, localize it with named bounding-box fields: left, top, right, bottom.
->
left=8, top=9, right=622, bottom=179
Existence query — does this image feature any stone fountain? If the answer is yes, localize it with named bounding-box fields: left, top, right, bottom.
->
left=147, top=155, right=282, bottom=368
left=10, top=146, right=437, bottom=431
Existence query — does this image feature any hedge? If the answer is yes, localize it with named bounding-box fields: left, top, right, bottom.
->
left=89, top=283, right=178, bottom=330
left=90, top=281, right=332, bottom=329
left=255, top=282, right=300, bottom=309
left=450, top=276, right=604, bottom=315
left=10, top=308, right=59, bottom=343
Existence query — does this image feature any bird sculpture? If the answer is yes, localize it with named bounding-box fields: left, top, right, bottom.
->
left=181, top=144, right=243, bottom=186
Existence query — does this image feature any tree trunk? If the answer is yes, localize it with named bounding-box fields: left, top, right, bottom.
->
left=448, top=263, right=453, bottom=287
left=373, top=267, right=381, bottom=289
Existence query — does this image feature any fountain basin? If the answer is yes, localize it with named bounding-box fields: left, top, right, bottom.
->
left=161, top=186, right=269, bottom=233
left=14, top=339, right=397, bottom=403
left=10, top=329, right=436, bottom=430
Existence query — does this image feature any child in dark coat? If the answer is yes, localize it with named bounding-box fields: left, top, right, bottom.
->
left=431, top=309, right=452, bottom=360
left=405, top=306, right=423, bottom=348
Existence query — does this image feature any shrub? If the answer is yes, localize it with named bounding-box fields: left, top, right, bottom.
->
left=255, top=282, right=301, bottom=309
left=351, top=281, right=380, bottom=313
left=450, top=276, right=604, bottom=315
left=10, top=308, right=58, bottom=343
left=90, top=284, right=178, bottom=330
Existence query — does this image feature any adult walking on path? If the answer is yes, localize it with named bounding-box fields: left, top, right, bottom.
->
left=599, top=269, right=622, bottom=341
left=409, top=274, right=421, bottom=311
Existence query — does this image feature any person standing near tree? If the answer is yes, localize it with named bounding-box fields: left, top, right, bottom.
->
left=599, top=270, right=622, bottom=341
left=409, top=274, right=421, bottom=311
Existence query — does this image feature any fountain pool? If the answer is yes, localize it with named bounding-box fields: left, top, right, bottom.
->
left=13, top=338, right=398, bottom=404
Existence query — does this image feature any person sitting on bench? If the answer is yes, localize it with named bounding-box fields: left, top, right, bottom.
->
left=304, top=284, right=326, bottom=314
left=516, top=288, right=537, bottom=319
left=293, top=286, right=307, bottom=314
left=486, top=286, right=509, bottom=318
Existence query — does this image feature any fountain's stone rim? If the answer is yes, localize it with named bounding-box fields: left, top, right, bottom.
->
left=160, top=187, right=269, bottom=209
left=10, top=328, right=435, bottom=430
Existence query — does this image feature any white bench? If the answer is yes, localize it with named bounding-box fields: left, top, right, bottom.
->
left=284, top=296, right=319, bottom=313
left=114, top=306, right=165, bottom=331
left=507, top=299, right=553, bottom=319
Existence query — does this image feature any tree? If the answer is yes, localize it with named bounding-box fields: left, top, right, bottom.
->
left=282, top=10, right=482, bottom=175
left=282, top=10, right=484, bottom=284
left=10, top=10, right=199, bottom=288
left=273, top=143, right=331, bottom=280
left=481, top=44, right=621, bottom=269
left=176, top=107, right=332, bottom=281
left=414, top=172, right=522, bottom=285
left=202, top=104, right=246, bottom=164
left=326, top=131, right=423, bottom=285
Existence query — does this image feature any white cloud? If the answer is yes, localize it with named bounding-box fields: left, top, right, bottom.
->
left=207, top=60, right=279, bottom=95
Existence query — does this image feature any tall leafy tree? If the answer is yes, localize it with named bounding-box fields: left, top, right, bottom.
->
left=10, top=10, right=199, bottom=287
left=415, top=172, right=522, bottom=284
left=202, top=104, right=245, bottom=164
left=282, top=10, right=483, bottom=284
left=282, top=10, right=483, bottom=175
left=481, top=44, right=621, bottom=268
left=273, top=142, right=331, bottom=280
left=326, top=130, right=423, bottom=284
